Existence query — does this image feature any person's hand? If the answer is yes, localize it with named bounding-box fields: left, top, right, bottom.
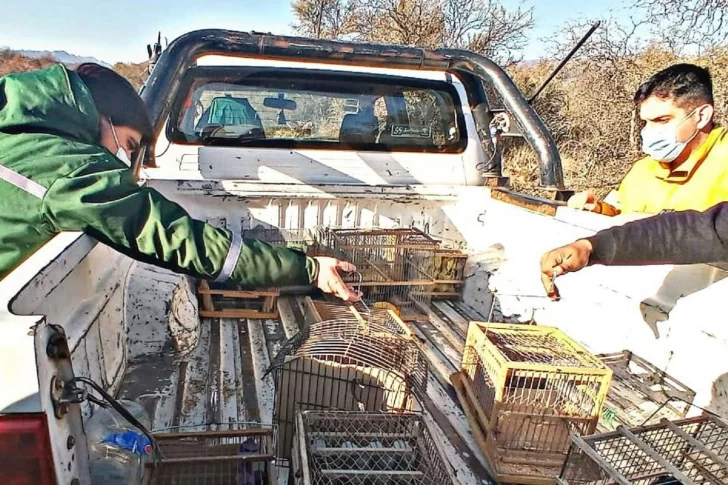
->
left=539, top=239, right=593, bottom=300
left=313, top=257, right=361, bottom=302
left=567, top=191, right=600, bottom=212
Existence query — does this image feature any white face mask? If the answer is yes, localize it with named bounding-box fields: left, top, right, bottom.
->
left=641, top=107, right=701, bottom=162
left=109, top=119, right=132, bottom=167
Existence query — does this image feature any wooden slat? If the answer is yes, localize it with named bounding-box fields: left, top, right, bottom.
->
left=198, top=289, right=280, bottom=297
left=500, top=452, right=566, bottom=467
left=262, top=296, right=277, bottom=312
left=200, top=309, right=279, bottom=319
left=435, top=252, right=468, bottom=259
left=497, top=472, right=558, bottom=485
left=450, top=372, right=494, bottom=468
left=159, top=453, right=274, bottom=464
left=198, top=280, right=214, bottom=312
left=460, top=375, right=494, bottom=433
left=500, top=410, right=597, bottom=422
left=401, top=314, right=430, bottom=323
left=490, top=188, right=561, bottom=216
left=154, top=428, right=272, bottom=440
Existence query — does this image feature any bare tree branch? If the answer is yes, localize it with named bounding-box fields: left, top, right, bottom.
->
left=291, top=0, right=534, bottom=65
left=633, top=0, right=728, bottom=53
left=441, top=0, right=534, bottom=65
left=292, top=0, right=357, bottom=39
left=350, top=0, right=445, bottom=46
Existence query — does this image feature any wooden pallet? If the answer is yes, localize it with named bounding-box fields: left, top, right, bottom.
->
left=197, top=280, right=280, bottom=319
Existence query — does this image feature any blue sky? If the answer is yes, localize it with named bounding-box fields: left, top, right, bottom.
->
left=0, top=0, right=630, bottom=63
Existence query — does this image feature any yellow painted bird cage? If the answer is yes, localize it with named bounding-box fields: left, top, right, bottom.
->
left=456, top=322, right=613, bottom=485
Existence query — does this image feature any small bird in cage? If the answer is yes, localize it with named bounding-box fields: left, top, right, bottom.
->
left=650, top=475, right=683, bottom=485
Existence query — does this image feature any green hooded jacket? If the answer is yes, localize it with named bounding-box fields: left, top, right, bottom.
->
left=0, top=64, right=317, bottom=286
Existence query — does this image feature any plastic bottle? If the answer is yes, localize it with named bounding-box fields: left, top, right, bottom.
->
left=86, top=399, right=152, bottom=485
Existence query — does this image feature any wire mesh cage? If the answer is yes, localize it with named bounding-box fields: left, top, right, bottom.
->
left=458, top=322, right=613, bottom=484
left=242, top=227, right=318, bottom=253
left=147, top=423, right=275, bottom=485
left=558, top=415, right=728, bottom=485
left=292, top=411, right=456, bottom=485
left=267, top=303, right=428, bottom=465
left=598, top=351, right=696, bottom=432
left=320, top=228, right=438, bottom=320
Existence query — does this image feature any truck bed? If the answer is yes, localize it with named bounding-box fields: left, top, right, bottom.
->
left=115, top=284, right=494, bottom=484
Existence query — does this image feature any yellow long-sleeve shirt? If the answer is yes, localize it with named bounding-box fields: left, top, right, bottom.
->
left=598, top=126, right=728, bottom=215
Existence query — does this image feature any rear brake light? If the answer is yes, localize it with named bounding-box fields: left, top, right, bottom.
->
left=0, top=413, right=57, bottom=485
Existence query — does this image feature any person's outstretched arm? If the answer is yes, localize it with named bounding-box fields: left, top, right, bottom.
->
left=42, top=158, right=358, bottom=300
left=540, top=202, right=728, bottom=298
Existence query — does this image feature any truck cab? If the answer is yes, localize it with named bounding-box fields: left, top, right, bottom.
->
left=0, top=29, right=726, bottom=485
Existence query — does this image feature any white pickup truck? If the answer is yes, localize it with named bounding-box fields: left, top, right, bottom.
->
left=1, top=29, right=726, bottom=485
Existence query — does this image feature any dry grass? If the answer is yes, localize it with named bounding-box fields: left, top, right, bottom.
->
left=505, top=47, right=728, bottom=195
left=112, top=61, right=150, bottom=91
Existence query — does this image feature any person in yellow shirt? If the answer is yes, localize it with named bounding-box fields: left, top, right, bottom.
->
left=569, top=63, right=728, bottom=215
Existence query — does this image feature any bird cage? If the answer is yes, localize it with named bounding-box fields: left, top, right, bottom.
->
left=457, top=322, right=613, bottom=484
left=321, top=228, right=438, bottom=320
left=147, top=422, right=275, bottom=485
left=597, top=351, right=696, bottom=432
left=558, top=415, right=728, bottom=485
left=266, top=303, right=428, bottom=464
left=291, top=410, right=456, bottom=485
left=242, top=227, right=318, bottom=253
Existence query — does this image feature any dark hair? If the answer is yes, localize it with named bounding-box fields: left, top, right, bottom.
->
left=75, top=63, right=153, bottom=140
left=634, top=63, right=713, bottom=108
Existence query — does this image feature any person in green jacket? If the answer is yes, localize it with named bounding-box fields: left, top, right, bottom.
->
left=0, top=63, right=358, bottom=300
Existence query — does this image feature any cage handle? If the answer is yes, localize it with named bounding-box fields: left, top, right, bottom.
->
left=352, top=270, right=371, bottom=324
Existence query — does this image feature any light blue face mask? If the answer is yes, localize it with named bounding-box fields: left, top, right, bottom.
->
left=641, top=108, right=701, bottom=162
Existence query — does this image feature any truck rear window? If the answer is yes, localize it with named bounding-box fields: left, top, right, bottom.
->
left=168, top=67, right=466, bottom=153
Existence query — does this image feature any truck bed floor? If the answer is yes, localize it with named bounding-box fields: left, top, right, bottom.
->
left=116, top=296, right=493, bottom=484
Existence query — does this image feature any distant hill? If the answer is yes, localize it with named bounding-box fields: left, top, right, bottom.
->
left=0, top=50, right=58, bottom=77
left=15, top=49, right=112, bottom=68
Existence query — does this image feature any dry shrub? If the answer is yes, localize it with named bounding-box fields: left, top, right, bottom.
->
left=112, top=61, right=150, bottom=91
left=504, top=47, right=728, bottom=196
